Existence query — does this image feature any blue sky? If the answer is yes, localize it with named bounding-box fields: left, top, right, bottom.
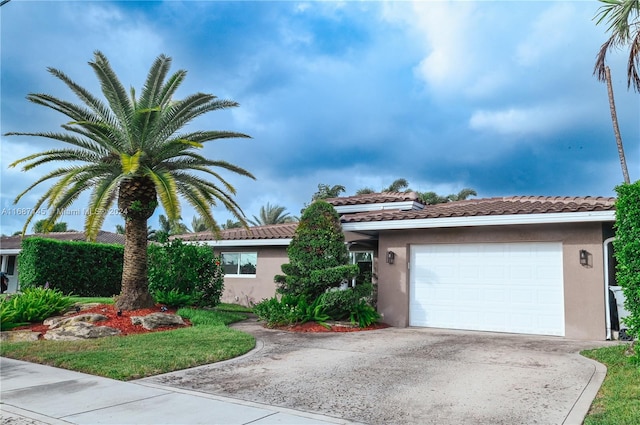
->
left=1, top=0, right=638, bottom=236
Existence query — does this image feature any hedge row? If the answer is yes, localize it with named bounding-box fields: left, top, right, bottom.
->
left=18, top=237, right=124, bottom=297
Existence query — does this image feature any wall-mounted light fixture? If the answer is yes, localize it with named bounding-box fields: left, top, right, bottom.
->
left=386, top=250, right=395, bottom=264
left=579, top=249, right=589, bottom=267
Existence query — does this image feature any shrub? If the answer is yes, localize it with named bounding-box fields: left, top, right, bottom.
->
left=0, top=287, right=74, bottom=330
left=148, top=239, right=224, bottom=307
left=275, top=201, right=358, bottom=300
left=253, top=294, right=329, bottom=328
left=152, top=289, right=197, bottom=308
left=18, top=238, right=123, bottom=296
left=614, top=181, right=640, bottom=359
left=349, top=300, right=381, bottom=328
left=318, top=284, right=374, bottom=321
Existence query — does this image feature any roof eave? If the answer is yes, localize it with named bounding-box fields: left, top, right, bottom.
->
left=341, top=210, right=615, bottom=232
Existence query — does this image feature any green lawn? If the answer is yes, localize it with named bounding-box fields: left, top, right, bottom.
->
left=582, top=344, right=640, bottom=425
left=0, top=306, right=255, bottom=381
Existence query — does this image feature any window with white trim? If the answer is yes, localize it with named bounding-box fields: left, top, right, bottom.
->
left=221, top=252, right=257, bottom=276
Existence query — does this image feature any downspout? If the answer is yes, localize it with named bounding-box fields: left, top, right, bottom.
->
left=603, top=237, right=615, bottom=340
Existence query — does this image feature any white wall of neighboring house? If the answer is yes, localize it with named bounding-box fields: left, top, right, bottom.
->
left=1, top=250, right=20, bottom=293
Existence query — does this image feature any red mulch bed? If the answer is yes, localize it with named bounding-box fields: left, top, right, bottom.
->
left=275, top=321, right=390, bottom=333
left=12, top=304, right=191, bottom=338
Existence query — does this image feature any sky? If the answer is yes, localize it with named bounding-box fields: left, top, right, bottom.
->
left=1, top=0, right=638, bottom=236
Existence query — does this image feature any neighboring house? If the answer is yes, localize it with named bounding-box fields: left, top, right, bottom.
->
left=0, top=231, right=125, bottom=293
left=179, top=192, right=618, bottom=340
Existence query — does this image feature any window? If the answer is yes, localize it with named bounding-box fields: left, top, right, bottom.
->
left=221, top=252, right=257, bottom=276
left=6, top=255, right=16, bottom=276
left=349, top=251, right=373, bottom=286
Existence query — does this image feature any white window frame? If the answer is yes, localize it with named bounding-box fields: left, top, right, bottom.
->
left=221, top=252, right=257, bottom=278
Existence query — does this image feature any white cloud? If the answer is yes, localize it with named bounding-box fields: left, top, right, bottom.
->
left=468, top=101, right=594, bottom=138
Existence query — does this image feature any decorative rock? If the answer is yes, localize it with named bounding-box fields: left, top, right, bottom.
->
left=44, top=314, right=109, bottom=329
left=43, top=322, right=121, bottom=341
left=0, top=330, right=40, bottom=342
left=131, top=313, right=185, bottom=330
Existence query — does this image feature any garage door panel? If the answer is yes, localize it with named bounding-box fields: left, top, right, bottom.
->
left=410, top=242, right=564, bottom=336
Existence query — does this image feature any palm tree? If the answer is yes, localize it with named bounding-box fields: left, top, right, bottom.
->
left=593, top=0, right=638, bottom=184
left=158, top=214, right=189, bottom=235
left=191, top=215, right=208, bottom=233
left=248, top=203, right=297, bottom=226
left=311, top=183, right=346, bottom=201
left=594, top=0, right=640, bottom=92
left=33, top=220, right=68, bottom=233
left=446, top=188, right=477, bottom=202
left=221, top=219, right=242, bottom=230
left=382, top=178, right=410, bottom=193
left=7, top=51, right=254, bottom=310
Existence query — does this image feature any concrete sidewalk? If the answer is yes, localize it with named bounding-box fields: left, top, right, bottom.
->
left=0, top=357, right=354, bottom=425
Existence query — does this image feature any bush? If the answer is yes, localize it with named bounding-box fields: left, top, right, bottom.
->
left=152, top=289, right=197, bottom=308
left=349, top=300, right=381, bottom=328
left=148, top=239, right=224, bottom=307
left=253, top=294, right=329, bottom=328
left=614, top=181, right=640, bottom=359
left=275, top=201, right=358, bottom=300
left=0, top=287, right=74, bottom=330
left=18, top=238, right=123, bottom=296
left=317, top=284, right=374, bottom=321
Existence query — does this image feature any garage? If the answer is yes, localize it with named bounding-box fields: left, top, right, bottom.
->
left=409, top=242, right=565, bottom=336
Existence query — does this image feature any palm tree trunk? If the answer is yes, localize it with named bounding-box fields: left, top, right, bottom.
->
left=116, top=215, right=155, bottom=310
left=605, top=66, right=631, bottom=184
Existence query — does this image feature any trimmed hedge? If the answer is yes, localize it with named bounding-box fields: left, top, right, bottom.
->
left=614, top=181, right=640, bottom=343
left=18, top=237, right=123, bottom=297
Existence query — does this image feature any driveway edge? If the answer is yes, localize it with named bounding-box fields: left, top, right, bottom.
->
left=562, top=356, right=607, bottom=425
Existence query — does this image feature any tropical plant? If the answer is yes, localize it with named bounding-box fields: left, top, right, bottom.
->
left=593, top=0, right=639, bottom=184
left=248, top=202, right=297, bottom=226
left=32, top=220, right=68, bottom=233
left=6, top=51, right=254, bottom=310
left=311, top=183, right=346, bottom=201
left=382, top=178, right=410, bottom=193
left=275, top=200, right=358, bottom=300
left=0, top=287, right=74, bottom=329
left=152, top=288, right=197, bottom=308
left=253, top=294, right=329, bottom=328
left=221, top=219, right=242, bottom=229
left=191, top=215, right=208, bottom=232
left=594, top=0, right=640, bottom=92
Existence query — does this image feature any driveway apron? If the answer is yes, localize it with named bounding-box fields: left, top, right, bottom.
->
left=140, top=319, right=612, bottom=425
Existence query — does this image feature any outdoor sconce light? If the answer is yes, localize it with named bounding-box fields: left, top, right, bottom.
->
left=579, top=249, right=589, bottom=267
left=386, top=250, right=395, bottom=264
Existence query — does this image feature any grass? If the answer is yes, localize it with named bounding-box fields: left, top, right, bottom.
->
left=213, top=302, right=254, bottom=313
left=0, top=305, right=255, bottom=381
left=69, top=296, right=115, bottom=304
left=581, top=344, right=640, bottom=425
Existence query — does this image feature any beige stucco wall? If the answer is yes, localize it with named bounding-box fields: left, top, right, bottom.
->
left=215, top=246, right=287, bottom=306
left=375, top=223, right=608, bottom=340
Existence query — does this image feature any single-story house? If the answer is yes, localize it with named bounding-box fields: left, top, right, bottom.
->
left=179, top=192, right=620, bottom=341
left=0, top=231, right=125, bottom=293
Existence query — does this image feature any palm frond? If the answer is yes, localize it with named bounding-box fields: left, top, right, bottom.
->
left=146, top=167, right=180, bottom=221
left=85, top=177, right=121, bottom=240
left=88, top=51, right=134, bottom=147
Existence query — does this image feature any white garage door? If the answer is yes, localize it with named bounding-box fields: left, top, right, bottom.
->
left=410, top=242, right=564, bottom=336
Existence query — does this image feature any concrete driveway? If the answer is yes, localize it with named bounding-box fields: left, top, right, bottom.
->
left=140, top=319, right=612, bottom=425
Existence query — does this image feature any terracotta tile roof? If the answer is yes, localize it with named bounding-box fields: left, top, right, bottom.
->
left=326, top=191, right=420, bottom=207
left=340, top=196, right=616, bottom=223
left=173, top=223, right=298, bottom=242
left=0, top=231, right=125, bottom=250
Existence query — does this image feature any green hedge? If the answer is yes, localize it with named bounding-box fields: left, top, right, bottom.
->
left=18, top=237, right=123, bottom=297
left=614, top=181, right=640, bottom=345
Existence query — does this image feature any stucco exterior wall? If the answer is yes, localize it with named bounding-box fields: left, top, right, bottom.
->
left=215, top=246, right=287, bottom=307
left=375, top=223, right=607, bottom=340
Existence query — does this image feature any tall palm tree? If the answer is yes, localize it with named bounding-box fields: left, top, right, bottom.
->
left=311, top=183, right=346, bottom=201
left=594, top=0, right=639, bottom=184
left=33, top=220, right=68, bottom=233
left=447, top=188, right=477, bottom=202
left=594, top=0, right=640, bottom=92
left=248, top=203, right=297, bottom=226
left=7, top=51, right=254, bottom=310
